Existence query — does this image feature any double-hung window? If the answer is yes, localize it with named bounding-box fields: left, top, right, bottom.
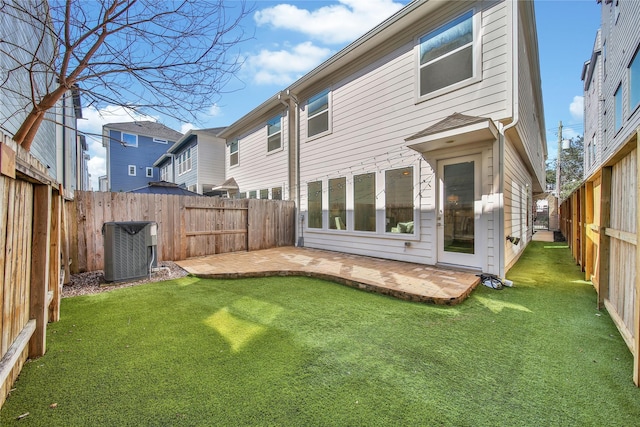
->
left=419, top=11, right=475, bottom=97
left=630, top=46, right=640, bottom=113
left=267, top=116, right=282, bottom=152
left=146, top=167, right=153, bottom=178
left=128, top=165, right=136, bottom=176
left=614, top=84, right=623, bottom=132
left=178, top=148, right=192, bottom=175
left=160, top=165, right=169, bottom=181
left=307, top=89, right=330, bottom=138
left=122, top=132, right=137, bottom=147
left=229, top=140, right=239, bottom=166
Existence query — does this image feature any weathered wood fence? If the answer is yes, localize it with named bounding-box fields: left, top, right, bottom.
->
left=1, top=137, right=64, bottom=407
left=66, top=191, right=296, bottom=273
left=560, top=127, right=640, bottom=386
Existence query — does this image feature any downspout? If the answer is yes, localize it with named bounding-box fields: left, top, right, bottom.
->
left=497, top=0, right=520, bottom=278
left=287, top=89, right=302, bottom=246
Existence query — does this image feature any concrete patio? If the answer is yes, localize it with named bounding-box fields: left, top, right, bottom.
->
left=176, top=247, right=481, bottom=305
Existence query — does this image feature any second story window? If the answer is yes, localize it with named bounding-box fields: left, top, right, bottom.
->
left=146, top=167, right=153, bottom=178
left=122, top=132, right=138, bottom=147
left=614, top=83, right=623, bottom=132
left=229, top=140, right=239, bottom=166
left=267, top=115, right=282, bottom=152
left=178, top=148, right=192, bottom=175
left=630, top=45, right=640, bottom=113
left=307, top=89, right=330, bottom=138
left=128, top=165, right=136, bottom=176
left=419, top=10, right=474, bottom=97
left=160, top=165, right=169, bottom=181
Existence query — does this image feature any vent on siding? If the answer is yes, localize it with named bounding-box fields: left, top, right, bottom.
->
left=103, top=222, right=157, bottom=282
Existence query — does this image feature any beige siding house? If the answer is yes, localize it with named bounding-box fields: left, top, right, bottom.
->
left=221, top=0, right=546, bottom=277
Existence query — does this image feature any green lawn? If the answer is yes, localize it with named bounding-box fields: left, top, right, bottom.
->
left=1, top=242, right=639, bottom=426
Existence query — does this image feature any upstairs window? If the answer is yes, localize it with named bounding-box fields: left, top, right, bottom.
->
left=419, top=11, right=474, bottom=97
left=146, top=167, right=153, bottom=178
left=178, top=148, right=192, bottom=175
left=128, top=165, right=136, bottom=176
left=630, top=46, right=640, bottom=113
left=614, top=83, right=623, bottom=132
left=307, top=89, right=330, bottom=138
left=267, top=116, right=282, bottom=152
left=229, top=140, right=239, bottom=166
left=122, top=132, right=137, bottom=147
left=160, top=165, right=169, bottom=181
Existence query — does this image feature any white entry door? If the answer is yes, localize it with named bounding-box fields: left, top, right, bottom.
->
left=437, top=155, right=483, bottom=269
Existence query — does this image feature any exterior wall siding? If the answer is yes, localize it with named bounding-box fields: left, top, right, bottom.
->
left=599, top=1, right=640, bottom=161
left=108, top=130, right=172, bottom=192
left=195, top=135, right=227, bottom=192
left=298, top=1, right=510, bottom=266
left=227, top=110, right=290, bottom=199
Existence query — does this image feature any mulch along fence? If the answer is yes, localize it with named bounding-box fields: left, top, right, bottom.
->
left=66, top=191, right=296, bottom=274
left=1, top=136, right=65, bottom=407
left=559, top=127, right=640, bottom=386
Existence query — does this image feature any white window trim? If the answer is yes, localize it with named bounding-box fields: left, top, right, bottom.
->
left=146, top=167, right=153, bottom=178
left=629, top=45, right=640, bottom=116
left=128, top=165, right=136, bottom=176
left=229, top=140, right=239, bottom=167
left=415, top=9, right=482, bottom=103
left=306, top=89, right=332, bottom=141
left=267, top=115, right=283, bottom=153
left=122, top=132, right=138, bottom=147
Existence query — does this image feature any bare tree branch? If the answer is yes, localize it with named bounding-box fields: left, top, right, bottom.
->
left=1, top=0, right=252, bottom=150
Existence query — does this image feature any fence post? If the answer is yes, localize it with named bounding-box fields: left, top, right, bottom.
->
left=29, top=184, right=51, bottom=358
left=634, top=135, right=640, bottom=387
left=598, top=166, right=612, bottom=310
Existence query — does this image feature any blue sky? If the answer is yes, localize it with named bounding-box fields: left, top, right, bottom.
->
left=81, top=0, right=602, bottom=189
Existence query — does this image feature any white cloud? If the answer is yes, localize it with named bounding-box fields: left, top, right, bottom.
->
left=181, top=123, right=196, bottom=134
left=208, top=103, right=221, bottom=117
left=254, top=0, right=405, bottom=44
left=244, top=42, right=332, bottom=85
left=78, top=105, right=157, bottom=190
left=569, top=96, right=584, bottom=121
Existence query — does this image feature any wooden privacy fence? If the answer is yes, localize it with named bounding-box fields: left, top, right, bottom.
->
left=0, top=137, right=65, bottom=407
left=560, top=127, right=640, bottom=386
left=66, top=191, right=296, bottom=273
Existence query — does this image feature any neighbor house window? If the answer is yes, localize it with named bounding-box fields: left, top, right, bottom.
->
left=307, top=89, right=330, bottom=137
left=329, top=177, right=347, bottom=230
left=128, top=165, right=136, bottom=176
left=267, top=115, right=282, bottom=152
left=630, top=46, right=640, bottom=112
left=146, top=167, right=153, bottom=178
left=249, top=190, right=257, bottom=199
left=122, top=132, right=137, bottom=147
left=229, top=140, right=239, bottom=166
left=614, top=83, right=623, bottom=132
left=419, top=10, right=474, bottom=97
left=160, top=165, right=169, bottom=181
left=385, top=167, right=414, bottom=233
left=272, top=187, right=282, bottom=200
left=354, top=173, right=376, bottom=232
left=153, top=137, right=168, bottom=144
left=260, top=189, right=269, bottom=199
left=308, top=181, right=323, bottom=228
left=178, top=148, right=192, bottom=175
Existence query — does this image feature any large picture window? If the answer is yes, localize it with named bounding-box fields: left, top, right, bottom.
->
left=307, top=89, right=330, bottom=137
left=354, top=173, right=376, bottom=232
left=419, top=11, right=474, bottom=97
left=614, top=84, right=623, bottom=132
left=329, top=177, right=347, bottom=230
left=267, top=116, right=282, bottom=152
left=630, top=46, right=640, bottom=112
left=385, top=167, right=414, bottom=234
left=308, top=181, right=323, bottom=229
left=229, top=140, right=239, bottom=166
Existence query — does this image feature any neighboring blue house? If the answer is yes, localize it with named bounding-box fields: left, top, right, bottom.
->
left=102, top=121, right=182, bottom=192
left=153, top=128, right=227, bottom=195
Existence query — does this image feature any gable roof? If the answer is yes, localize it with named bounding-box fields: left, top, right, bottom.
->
left=104, top=121, right=183, bottom=141
left=129, top=181, right=201, bottom=196
left=166, top=127, right=227, bottom=154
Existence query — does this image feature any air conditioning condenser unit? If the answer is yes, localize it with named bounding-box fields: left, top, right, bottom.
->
left=103, top=221, right=158, bottom=282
